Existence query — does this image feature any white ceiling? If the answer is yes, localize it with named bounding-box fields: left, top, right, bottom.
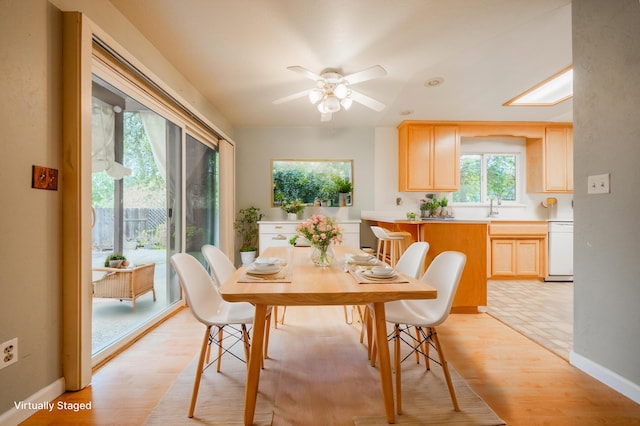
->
left=109, top=0, right=573, bottom=128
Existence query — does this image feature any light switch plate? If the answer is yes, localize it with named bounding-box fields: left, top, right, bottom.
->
left=587, top=173, right=610, bottom=194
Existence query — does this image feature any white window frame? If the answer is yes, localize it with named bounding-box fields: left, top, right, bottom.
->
left=453, top=137, right=525, bottom=206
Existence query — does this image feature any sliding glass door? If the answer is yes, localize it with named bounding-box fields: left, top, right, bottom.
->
left=185, top=134, right=219, bottom=262
left=91, top=75, right=182, bottom=356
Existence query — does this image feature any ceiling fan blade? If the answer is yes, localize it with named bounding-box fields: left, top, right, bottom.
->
left=350, top=90, right=386, bottom=112
left=320, top=112, right=333, bottom=122
left=273, top=89, right=310, bottom=105
left=287, top=66, right=324, bottom=81
left=343, top=65, right=387, bottom=85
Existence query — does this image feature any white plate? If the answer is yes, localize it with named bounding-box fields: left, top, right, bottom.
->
left=363, top=270, right=398, bottom=280
left=247, top=264, right=281, bottom=275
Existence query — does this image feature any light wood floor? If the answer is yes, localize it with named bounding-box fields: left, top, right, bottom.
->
left=22, top=306, right=640, bottom=426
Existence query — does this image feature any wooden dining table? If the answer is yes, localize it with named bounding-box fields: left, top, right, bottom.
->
left=220, top=245, right=437, bottom=425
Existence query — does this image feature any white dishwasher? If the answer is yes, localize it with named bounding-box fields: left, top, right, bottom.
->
left=546, top=221, right=573, bottom=281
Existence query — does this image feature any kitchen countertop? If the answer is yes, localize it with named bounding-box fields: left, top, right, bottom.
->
left=361, top=211, right=558, bottom=224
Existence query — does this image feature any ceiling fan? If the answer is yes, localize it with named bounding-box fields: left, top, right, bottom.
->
left=273, top=65, right=387, bottom=121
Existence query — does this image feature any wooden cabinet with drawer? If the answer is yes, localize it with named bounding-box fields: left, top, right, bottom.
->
left=489, top=221, right=548, bottom=278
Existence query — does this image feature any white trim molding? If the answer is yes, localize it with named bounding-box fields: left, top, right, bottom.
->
left=570, top=350, right=640, bottom=404
left=0, top=378, right=65, bottom=426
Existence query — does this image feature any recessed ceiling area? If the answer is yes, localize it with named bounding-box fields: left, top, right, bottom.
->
left=109, top=0, right=573, bottom=128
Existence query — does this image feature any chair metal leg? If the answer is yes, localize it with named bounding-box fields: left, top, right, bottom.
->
left=189, top=325, right=212, bottom=417
left=430, top=327, right=459, bottom=411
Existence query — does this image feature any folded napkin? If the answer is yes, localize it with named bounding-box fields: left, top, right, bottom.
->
left=237, top=266, right=292, bottom=283
left=348, top=267, right=409, bottom=284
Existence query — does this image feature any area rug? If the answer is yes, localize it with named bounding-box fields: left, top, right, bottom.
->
left=145, top=306, right=504, bottom=425
left=353, top=364, right=505, bottom=425
left=146, top=357, right=503, bottom=426
left=144, top=356, right=273, bottom=426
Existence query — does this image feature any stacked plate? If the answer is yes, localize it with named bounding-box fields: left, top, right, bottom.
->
left=363, top=265, right=398, bottom=280
left=248, top=257, right=281, bottom=275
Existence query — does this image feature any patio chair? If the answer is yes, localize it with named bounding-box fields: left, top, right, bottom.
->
left=92, top=263, right=156, bottom=312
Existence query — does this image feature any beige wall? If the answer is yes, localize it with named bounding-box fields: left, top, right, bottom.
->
left=0, top=0, right=233, bottom=418
left=0, top=0, right=63, bottom=412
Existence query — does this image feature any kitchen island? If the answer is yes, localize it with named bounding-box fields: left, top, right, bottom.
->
left=362, top=215, right=489, bottom=313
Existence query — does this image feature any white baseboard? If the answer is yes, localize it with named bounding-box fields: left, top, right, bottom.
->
left=570, top=350, right=640, bottom=404
left=0, top=378, right=65, bottom=426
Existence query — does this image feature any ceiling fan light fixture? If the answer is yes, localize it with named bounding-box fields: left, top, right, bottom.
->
left=275, top=65, right=387, bottom=121
left=324, top=95, right=341, bottom=113
left=333, top=82, right=349, bottom=99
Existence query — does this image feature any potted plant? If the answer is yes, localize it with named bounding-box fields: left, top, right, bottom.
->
left=333, top=176, right=353, bottom=206
left=419, top=194, right=441, bottom=218
left=234, top=206, right=263, bottom=265
left=281, top=199, right=305, bottom=220
left=105, top=253, right=127, bottom=268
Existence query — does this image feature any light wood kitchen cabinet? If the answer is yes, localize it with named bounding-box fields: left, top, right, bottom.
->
left=526, top=126, right=573, bottom=193
left=489, top=221, right=547, bottom=279
left=372, top=219, right=487, bottom=313
left=491, top=239, right=540, bottom=277
left=398, top=122, right=459, bottom=192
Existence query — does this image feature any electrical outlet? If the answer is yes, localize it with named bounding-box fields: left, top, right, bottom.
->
left=587, top=173, right=610, bottom=195
left=1, top=338, right=18, bottom=370
left=31, top=165, right=58, bottom=191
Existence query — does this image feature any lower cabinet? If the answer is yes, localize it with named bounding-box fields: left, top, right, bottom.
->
left=259, top=220, right=361, bottom=255
left=491, top=239, right=541, bottom=277
left=489, top=221, right=547, bottom=279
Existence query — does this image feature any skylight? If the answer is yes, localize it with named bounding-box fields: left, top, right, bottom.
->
left=504, top=66, right=573, bottom=106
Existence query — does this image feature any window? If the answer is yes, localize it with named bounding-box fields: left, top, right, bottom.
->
left=271, top=159, right=353, bottom=206
left=453, top=153, right=519, bottom=204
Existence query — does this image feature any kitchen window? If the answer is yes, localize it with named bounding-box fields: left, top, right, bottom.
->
left=452, top=138, right=523, bottom=204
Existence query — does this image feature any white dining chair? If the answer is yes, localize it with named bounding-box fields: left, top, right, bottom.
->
left=385, top=251, right=466, bottom=414
left=171, top=252, right=257, bottom=418
left=362, top=242, right=430, bottom=361
left=201, top=244, right=273, bottom=358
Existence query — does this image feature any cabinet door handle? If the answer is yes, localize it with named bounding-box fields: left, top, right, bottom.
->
left=275, top=226, right=283, bottom=229
left=272, top=234, right=287, bottom=240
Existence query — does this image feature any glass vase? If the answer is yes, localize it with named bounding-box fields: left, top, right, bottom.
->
left=311, top=245, right=334, bottom=267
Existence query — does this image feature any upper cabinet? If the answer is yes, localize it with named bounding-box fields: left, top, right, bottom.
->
left=526, top=126, right=574, bottom=193
left=398, top=122, right=459, bottom=192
